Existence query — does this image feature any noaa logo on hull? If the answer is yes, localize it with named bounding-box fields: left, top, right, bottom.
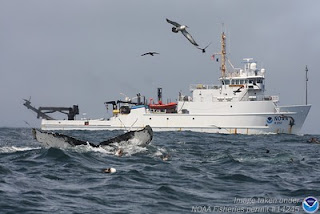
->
left=302, top=196, right=319, bottom=213
left=266, top=117, right=273, bottom=124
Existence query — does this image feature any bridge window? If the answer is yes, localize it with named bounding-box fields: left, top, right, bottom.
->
left=222, top=80, right=230, bottom=85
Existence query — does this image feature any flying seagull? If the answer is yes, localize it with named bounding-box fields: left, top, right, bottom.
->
left=197, top=42, right=211, bottom=53
left=141, top=52, right=159, bottom=56
left=166, top=18, right=199, bottom=46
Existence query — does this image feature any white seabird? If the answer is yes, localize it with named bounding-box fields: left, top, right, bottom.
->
left=103, top=168, right=117, bottom=173
left=166, top=18, right=199, bottom=46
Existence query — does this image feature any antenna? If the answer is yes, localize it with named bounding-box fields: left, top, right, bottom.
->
left=221, top=30, right=227, bottom=78
left=305, top=65, right=308, bottom=105
left=221, top=22, right=225, bottom=33
left=212, top=23, right=228, bottom=78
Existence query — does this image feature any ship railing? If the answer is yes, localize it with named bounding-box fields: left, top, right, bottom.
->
left=239, top=90, right=249, bottom=101
left=179, top=95, right=193, bottom=102
left=189, top=84, right=220, bottom=91
left=239, top=95, right=279, bottom=102
left=224, top=68, right=265, bottom=78
left=226, top=71, right=241, bottom=77
left=270, top=95, right=279, bottom=102
left=259, top=95, right=279, bottom=102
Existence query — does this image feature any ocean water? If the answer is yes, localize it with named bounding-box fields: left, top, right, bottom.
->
left=0, top=128, right=320, bottom=214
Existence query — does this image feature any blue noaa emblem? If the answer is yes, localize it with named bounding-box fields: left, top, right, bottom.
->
left=302, top=196, right=319, bottom=213
left=266, top=117, right=273, bottom=124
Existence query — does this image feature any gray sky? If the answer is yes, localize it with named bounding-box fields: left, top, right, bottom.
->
left=0, top=0, right=319, bottom=134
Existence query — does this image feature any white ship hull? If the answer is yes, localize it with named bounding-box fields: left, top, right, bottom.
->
left=41, top=102, right=311, bottom=135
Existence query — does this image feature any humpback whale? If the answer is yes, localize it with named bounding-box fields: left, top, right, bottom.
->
left=32, top=126, right=153, bottom=150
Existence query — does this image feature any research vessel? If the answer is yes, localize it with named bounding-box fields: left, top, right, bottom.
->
left=24, top=32, right=311, bottom=134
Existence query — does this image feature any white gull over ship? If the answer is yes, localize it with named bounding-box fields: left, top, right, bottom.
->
left=25, top=32, right=311, bottom=134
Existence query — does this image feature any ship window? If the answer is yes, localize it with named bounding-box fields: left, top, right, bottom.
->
left=257, top=79, right=263, bottom=83
left=149, top=118, right=152, bottom=120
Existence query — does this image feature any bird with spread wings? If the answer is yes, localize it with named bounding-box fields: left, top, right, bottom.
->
left=166, top=18, right=199, bottom=46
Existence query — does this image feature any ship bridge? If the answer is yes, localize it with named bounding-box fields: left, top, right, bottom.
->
left=184, top=59, right=278, bottom=103
left=220, top=58, right=266, bottom=92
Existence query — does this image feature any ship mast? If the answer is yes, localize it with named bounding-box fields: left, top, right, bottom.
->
left=305, top=65, right=308, bottom=105
left=220, top=31, right=226, bottom=78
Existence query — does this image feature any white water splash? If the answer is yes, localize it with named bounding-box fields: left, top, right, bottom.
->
left=71, top=144, right=114, bottom=154
left=103, top=139, right=148, bottom=157
left=0, top=146, right=41, bottom=154
left=50, top=139, right=149, bottom=157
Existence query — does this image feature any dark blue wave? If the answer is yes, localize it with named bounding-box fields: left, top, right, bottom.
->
left=0, top=128, right=319, bottom=213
